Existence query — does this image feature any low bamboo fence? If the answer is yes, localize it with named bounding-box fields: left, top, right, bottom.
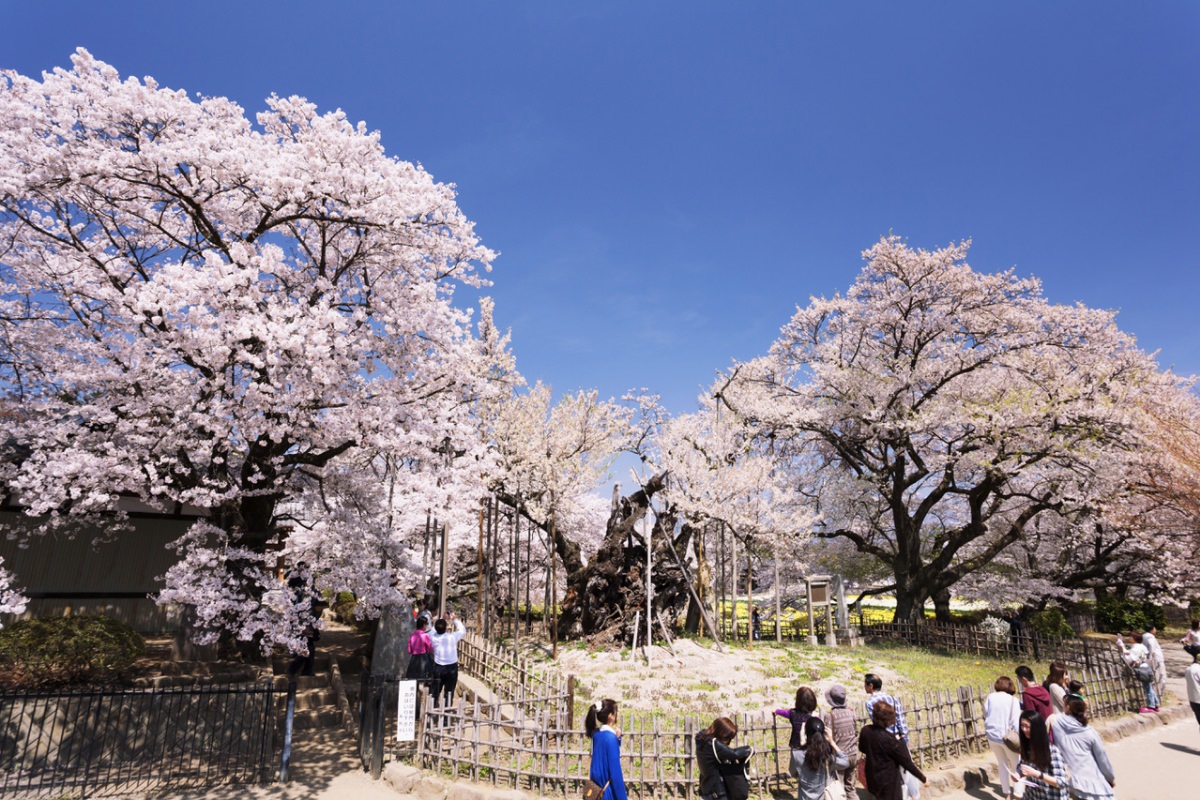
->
left=405, top=624, right=1141, bottom=798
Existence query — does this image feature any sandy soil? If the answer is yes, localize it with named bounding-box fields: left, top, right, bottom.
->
left=552, top=637, right=902, bottom=720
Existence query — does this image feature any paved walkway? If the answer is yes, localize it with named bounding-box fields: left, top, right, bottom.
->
left=931, top=715, right=1199, bottom=800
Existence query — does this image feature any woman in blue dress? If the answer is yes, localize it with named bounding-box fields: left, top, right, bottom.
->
left=586, top=698, right=628, bottom=800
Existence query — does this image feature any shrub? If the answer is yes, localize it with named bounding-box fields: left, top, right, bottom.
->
left=977, top=615, right=1011, bottom=644
left=329, top=591, right=359, bottom=624
left=0, top=615, right=145, bottom=687
left=1095, top=596, right=1165, bottom=634
left=1026, top=607, right=1075, bottom=638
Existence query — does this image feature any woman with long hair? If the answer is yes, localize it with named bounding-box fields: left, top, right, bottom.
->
left=1015, top=710, right=1069, bottom=800
left=984, top=676, right=1021, bottom=800
left=1050, top=696, right=1114, bottom=800
left=1043, top=663, right=1069, bottom=715
left=696, top=716, right=754, bottom=800
left=791, top=717, right=849, bottom=800
left=586, top=699, right=628, bottom=800
left=858, top=701, right=927, bottom=800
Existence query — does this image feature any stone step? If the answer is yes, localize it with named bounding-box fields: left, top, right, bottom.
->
left=283, top=706, right=345, bottom=730
left=156, top=662, right=263, bottom=680
left=271, top=673, right=331, bottom=691
left=271, top=653, right=334, bottom=673
left=275, top=687, right=338, bottom=711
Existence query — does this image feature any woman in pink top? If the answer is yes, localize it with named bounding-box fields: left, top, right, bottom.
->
left=404, top=616, right=433, bottom=681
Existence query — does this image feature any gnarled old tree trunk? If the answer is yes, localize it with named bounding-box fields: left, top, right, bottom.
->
left=556, top=472, right=700, bottom=646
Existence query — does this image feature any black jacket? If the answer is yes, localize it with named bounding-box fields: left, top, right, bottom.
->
left=695, top=734, right=753, bottom=800
left=858, top=724, right=925, bottom=800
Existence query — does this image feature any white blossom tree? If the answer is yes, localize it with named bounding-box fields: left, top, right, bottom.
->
left=485, top=382, right=632, bottom=590
left=0, top=556, right=27, bottom=624
left=0, top=51, right=496, bottom=650
left=720, top=235, right=1184, bottom=621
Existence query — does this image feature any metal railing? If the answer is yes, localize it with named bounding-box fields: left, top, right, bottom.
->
left=0, top=681, right=277, bottom=797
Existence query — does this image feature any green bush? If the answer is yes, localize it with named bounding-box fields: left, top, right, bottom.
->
left=329, top=590, right=359, bottom=624
left=0, top=615, right=145, bottom=687
left=1026, top=607, right=1075, bottom=638
left=1095, top=596, right=1165, bottom=634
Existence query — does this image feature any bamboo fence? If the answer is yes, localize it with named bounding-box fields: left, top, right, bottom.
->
left=405, top=624, right=1141, bottom=798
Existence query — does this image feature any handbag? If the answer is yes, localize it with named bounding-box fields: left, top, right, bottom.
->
left=856, top=757, right=867, bottom=789
left=821, top=766, right=847, bottom=800
left=1002, top=728, right=1021, bottom=754
left=582, top=778, right=610, bottom=800
left=1133, top=662, right=1154, bottom=683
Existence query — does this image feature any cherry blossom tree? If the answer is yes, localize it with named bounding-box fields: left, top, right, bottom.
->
left=0, top=51, right=496, bottom=650
left=645, top=395, right=817, bottom=632
left=0, top=556, right=27, bottom=624
left=483, top=380, right=633, bottom=635
left=719, top=235, right=1183, bottom=622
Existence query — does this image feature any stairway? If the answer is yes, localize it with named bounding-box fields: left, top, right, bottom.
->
left=271, top=653, right=349, bottom=731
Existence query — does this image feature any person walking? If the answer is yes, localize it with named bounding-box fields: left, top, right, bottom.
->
left=792, top=717, right=849, bottom=800
left=1186, top=651, right=1200, bottom=735
left=1014, top=710, right=1069, bottom=800
left=695, top=716, right=754, bottom=800
left=1180, top=619, right=1200, bottom=659
left=775, top=685, right=819, bottom=775
left=1043, top=663, right=1069, bottom=715
left=985, top=676, right=1022, bottom=800
left=1118, top=631, right=1159, bottom=712
left=430, top=611, right=466, bottom=707
left=1016, top=666, right=1052, bottom=720
left=823, top=685, right=859, bottom=800
left=859, top=701, right=927, bottom=800
left=586, top=699, right=628, bottom=800
left=863, top=673, right=920, bottom=798
left=1049, top=696, right=1114, bottom=800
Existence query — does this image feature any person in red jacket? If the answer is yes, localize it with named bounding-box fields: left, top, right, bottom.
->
left=1016, top=665, right=1053, bottom=719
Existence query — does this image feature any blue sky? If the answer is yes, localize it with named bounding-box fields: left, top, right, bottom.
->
left=3, top=2, right=1198, bottom=415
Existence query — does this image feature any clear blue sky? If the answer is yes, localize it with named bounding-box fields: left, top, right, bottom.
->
left=4, top=2, right=1198, bottom=414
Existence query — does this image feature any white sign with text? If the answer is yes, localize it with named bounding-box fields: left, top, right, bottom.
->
left=397, top=680, right=417, bottom=741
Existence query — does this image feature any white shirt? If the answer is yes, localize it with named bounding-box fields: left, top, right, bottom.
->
left=1186, top=663, right=1200, bottom=705
left=984, top=691, right=1020, bottom=742
left=1122, top=642, right=1149, bottom=665
left=431, top=619, right=466, bottom=666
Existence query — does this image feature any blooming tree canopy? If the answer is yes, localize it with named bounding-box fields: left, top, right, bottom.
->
left=0, top=51, right=495, bottom=649
left=719, top=235, right=1182, bottom=621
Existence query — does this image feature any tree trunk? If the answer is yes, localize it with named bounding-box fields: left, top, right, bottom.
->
left=555, top=473, right=693, bottom=643
left=932, top=586, right=953, bottom=623
left=685, top=522, right=713, bottom=635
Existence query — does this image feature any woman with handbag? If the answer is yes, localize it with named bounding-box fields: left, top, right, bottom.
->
left=695, top=716, right=754, bottom=800
left=984, top=676, right=1022, bottom=800
left=859, top=701, right=927, bottom=800
left=791, top=717, right=849, bottom=800
left=1118, top=632, right=1159, bottom=712
left=1014, top=710, right=1069, bottom=800
left=585, top=699, right=627, bottom=800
